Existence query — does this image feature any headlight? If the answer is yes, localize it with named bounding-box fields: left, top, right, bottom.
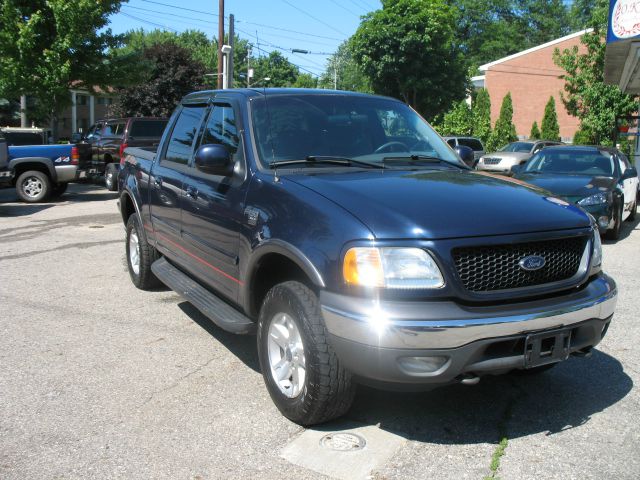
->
left=591, top=226, right=602, bottom=268
left=578, top=192, right=608, bottom=206
left=343, top=247, right=444, bottom=289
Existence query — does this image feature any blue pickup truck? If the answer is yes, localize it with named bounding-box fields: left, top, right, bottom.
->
left=119, top=89, right=617, bottom=425
left=0, top=128, right=90, bottom=202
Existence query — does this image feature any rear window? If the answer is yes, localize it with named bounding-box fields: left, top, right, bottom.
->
left=3, top=132, right=44, bottom=146
left=130, top=120, right=168, bottom=137
left=458, top=138, right=483, bottom=151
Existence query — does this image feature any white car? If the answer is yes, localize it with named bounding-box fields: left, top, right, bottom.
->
left=477, top=140, right=562, bottom=173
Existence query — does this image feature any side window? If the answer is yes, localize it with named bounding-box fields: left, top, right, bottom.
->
left=447, top=139, right=456, bottom=148
left=200, top=105, right=239, bottom=155
left=163, top=106, right=206, bottom=165
left=86, top=123, right=103, bottom=139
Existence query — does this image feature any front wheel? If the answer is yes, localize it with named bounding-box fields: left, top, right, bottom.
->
left=16, top=170, right=51, bottom=203
left=626, top=198, right=636, bottom=221
left=257, top=281, right=355, bottom=426
left=605, top=204, right=622, bottom=240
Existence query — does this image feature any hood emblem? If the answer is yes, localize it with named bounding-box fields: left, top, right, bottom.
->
left=519, top=255, right=546, bottom=271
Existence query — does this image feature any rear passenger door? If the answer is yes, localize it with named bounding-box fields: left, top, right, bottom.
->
left=150, top=104, right=207, bottom=264
left=180, top=101, right=247, bottom=303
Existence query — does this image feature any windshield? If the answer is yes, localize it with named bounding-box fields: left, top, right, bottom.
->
left=524, top=149, right=615, bottom=176
left=500, top=142, right=534, bottom=153
left=250, top=94, right=461, bottom=168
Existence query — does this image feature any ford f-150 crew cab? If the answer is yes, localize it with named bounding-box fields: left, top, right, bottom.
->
left=118, top=89, right=617, bottom=425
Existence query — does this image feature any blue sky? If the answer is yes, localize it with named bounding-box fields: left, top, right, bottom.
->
left=108, top=0, right=382, bottom=78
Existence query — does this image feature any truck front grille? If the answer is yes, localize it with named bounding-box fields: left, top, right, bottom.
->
left=452, top=236, right=588, bottom=292
left=483, top=157, right=501, bottom=165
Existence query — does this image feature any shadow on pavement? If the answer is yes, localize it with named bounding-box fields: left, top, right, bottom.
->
left=175, top=297, right=632, bottom=444
left=177, top=301, right=260, bottom=373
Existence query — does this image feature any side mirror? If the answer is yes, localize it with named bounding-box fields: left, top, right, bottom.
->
left=194, top=144, right=233, bottom=175
left=454, top=145, right=474, bottom=167
left=510, top=164, right=521, bottom=175
left=622, top=166, right=638, bottom=180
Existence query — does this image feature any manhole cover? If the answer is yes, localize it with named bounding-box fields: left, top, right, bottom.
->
left=319, top=432, right=366, bottom=451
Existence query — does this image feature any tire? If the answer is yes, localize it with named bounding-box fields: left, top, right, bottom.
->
left=626, top=198, right=636, bottom=221
left=257, top=281, right=356, bottom=426
left=105, top=163, right=118, bottom=191
left=51, top=183, right=68, bottom=197
left=125, top=214, right=161, bottom=290
left=605, top=203, right=622, bottom=240
left=16, top=170, right=52, bottom=203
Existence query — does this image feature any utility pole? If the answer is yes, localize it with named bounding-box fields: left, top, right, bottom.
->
left=217, top=0, right=224, bottom=89
left=228, top=14, right=234, bottom=89
left=247, top=44, right=252, bottom=87
left=20, top=95, right=27, bottom=128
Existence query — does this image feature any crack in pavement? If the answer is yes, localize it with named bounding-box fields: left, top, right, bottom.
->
left=0, top=239, right=122, bottom=261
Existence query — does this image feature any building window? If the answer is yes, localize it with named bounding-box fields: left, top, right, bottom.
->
left=97, top=97, right=113, bottom=105
left=76, top=95, right=88, bottom=106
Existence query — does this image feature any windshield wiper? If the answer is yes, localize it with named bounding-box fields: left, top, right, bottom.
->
left=382, top=155, right=468, bottom=169
left=270, top=155, right=384, bottom=169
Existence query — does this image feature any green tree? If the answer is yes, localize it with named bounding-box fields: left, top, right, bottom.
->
left=540, top=96, right=560, bottom=141
left=252, top=51, right=299, bottom=87
left=0, top=0, right=125, bottom=136
left=569, top=0, right=596, bottom=30
left=553, top=0, right=637, bottom=145
left=293, top=73, right=318, bottom=89
left=114, top=43, right=205, bottom=117
left=438, top=100, right=473, bottom=136
left=351, top=0, right=467, bottom=118
left=530, top=121, right=541, bottom=139
left=486, top=92, right=517, bottom=151
left=319, top=40, right=371, bottom=92
left=472, top=88, right=492, bottom=145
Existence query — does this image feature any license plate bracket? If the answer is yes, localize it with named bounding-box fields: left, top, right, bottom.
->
left=524, top=328, right=571, bottom=368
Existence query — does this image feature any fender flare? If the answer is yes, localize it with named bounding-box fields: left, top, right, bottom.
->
left=9, top=157, right=56, bottom=181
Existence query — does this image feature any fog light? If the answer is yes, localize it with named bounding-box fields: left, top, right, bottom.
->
left=598, top=216, right=609, bottom=229
left=397, top=356, right=449, bottom=374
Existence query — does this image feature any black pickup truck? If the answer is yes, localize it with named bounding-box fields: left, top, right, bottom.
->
left=119, top=89, right=617, bottom=425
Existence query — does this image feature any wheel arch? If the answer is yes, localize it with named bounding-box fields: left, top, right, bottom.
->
left=9, top=158, right=55, bottom=184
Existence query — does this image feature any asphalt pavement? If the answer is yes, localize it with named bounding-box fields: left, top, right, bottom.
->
left=0, top=183, right=638, bottom=480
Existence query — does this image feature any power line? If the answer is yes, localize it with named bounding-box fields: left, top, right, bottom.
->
left=138, top=0, right=226, bottom=19
left=328, top=0, right=361, bottom=17
left=120, top=11, right=179, bottom=32
left=123, top=5, right=214, bottom=29
left=280, top=0, right=347, bottom=36
left=251, top=44, right=320, bottom=77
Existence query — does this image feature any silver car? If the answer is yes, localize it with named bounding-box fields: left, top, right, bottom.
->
left=477, top=140, right=562, bottom=173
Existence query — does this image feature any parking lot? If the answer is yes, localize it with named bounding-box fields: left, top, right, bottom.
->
left=1, top=183, right=639, bottom=480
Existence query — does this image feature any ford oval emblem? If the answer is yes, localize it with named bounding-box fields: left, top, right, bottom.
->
left=519, top=255, right=546, bottom=271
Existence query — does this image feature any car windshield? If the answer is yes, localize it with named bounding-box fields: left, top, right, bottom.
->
left=524, top=149, right=615, bottom=176
left=500, top=142, right=534, bottom=153
left=250, top=93, right=462, bottom=168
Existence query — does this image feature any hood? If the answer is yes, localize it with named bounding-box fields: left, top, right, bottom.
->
left=516, top=173, right=616, bottom=200
left=485, top=151, right=531, bottom=160
left=285, top=169, right=591, bottom=239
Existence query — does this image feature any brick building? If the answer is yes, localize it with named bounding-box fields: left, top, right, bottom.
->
left=471, top=30, right=589, bottom=143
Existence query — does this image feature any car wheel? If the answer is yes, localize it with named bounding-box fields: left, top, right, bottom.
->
left=605, top=203, right=622, bottom=241
left=16, top=170, right=51, bottom=203
left=257, top=281, right=356, bottom=426
left=126, top=214, right=161, bottom=290
left=626, top=198, right=636, bottom=221
left=51, top=183, right=68, bottom=197
left=105, top=163, right=118, bottom=191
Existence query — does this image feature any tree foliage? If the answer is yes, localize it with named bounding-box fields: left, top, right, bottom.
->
left=0, top=0, right=125, bottom=129
left=351, top=0, right=467, bottom=119
left=319, top=40, right=371, bottom=92
left=486, top=92, right=517, bottom=151
left=114, top=43, right=205, bottom=117
left=472, top=88, right=492, bottom=145
left=530, top=121, right=541, bottom=139
left=540, top=96, right=560, bottom=141
left=438, top=100, right=473, bottom=136
left=252, top=51, right=301, bottom=87
left=553, top=0, right=637, bottom=145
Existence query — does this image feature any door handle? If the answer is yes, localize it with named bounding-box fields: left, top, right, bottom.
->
left=185, top=186, right=198, bottom=199
left=154, top=176, right=163, bottom=187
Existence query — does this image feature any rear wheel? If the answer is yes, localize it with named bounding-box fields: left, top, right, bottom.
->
left=105, top=163, right=118, bottom=191
left=16, top=170, right=51, bottom=203
left=125, top=214, right=161, bottom=290
left=257, top=281, right=355, bottom=425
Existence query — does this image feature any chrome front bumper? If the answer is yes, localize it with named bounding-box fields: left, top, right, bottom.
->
left=321, top=275, right=616, bottom=350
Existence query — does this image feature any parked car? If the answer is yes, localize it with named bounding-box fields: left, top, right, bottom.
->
left=477, top=140, right=562, bottom=173
left=513, top=145, right=638, bottom=240
left=0, top=130, right=90, bottom=202
left=77, top=117, right=168, bottom=191
left=119, top=88, right=616, bottom=425
left=444, top=136, right=485, bottom=165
